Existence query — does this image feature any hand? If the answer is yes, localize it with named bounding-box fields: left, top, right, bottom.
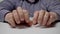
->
left=33, top=10, right=58, bottom=27
left=5, top=7, right=30, bottom=27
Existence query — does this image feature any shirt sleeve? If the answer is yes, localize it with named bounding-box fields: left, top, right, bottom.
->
left=0, top=0, right=16, bottom=22
left=46, top=0, right=60, bottom=20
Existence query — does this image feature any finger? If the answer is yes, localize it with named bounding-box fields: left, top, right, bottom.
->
left=33, top=11, right=39, bottom=25
left=42, top=11, right=49, bottom=26
left=6, top=13, right=16, bottom=28
left=12, top=10, right=20, bottom=24
left=38, top=10, right=45, bottom=25
left=47, top=12, right=57, bottom=26
left=17, top=7, right=24, bottom=21
left=23, top=10, right=30, bottom=23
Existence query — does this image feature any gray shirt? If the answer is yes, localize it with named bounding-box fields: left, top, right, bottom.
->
left=0, top=0, right=60, bottom=22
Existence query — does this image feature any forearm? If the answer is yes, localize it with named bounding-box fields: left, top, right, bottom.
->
left=46, top=0, right=60, bottom=20
left=0, top=0, right=15, bottom=22
left=0, top=10, right=10, bottom=22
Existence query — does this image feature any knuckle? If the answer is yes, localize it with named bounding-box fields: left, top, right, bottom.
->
left=23, top=10, right=28, bottom=13
left=46, top=12, right=48, bottom=14
left=40, top=10, right=44, bottom=12
left=5, top=13, right=14, bottom=23
left=8, top=13, right=12, bottom=18
left=19, top=12, right=23, bottom=16
left=13, top=10, right=16, bottom=12
left=45, top=12, right=49, bottom=18
left=50, top=15, right=53, bottom=19
left=14, top=13, right=17, bottom=16
left=39, top=11, right=43, bottom=15
left=19, top=13, right=23, bottom=17
left=50, top=13, right=54, bottom=18
left=34, top=11, right=39, bottom=14
left=44, top=16, right=48, bottom=18
left=40, top=10, right=45, bottom=13
left=17, top=7, right=22, bottom=10
left=50, top=12, right=57, bottom=19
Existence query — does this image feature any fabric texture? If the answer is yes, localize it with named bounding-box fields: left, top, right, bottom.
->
left=0, top=0, right=60, bottom=22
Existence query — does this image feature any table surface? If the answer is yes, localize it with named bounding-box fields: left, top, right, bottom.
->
left=0, top=22, right=60, bottom=34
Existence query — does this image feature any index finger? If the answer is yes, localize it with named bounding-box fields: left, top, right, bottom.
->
left=23, top=10, right=30, bottom=23
left=17, top=7, right=24, bottom=21
left=33, top=11, right=39, bottom=25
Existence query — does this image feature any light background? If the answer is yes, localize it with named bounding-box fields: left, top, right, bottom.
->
left=0, top=22, right=60, bottom=34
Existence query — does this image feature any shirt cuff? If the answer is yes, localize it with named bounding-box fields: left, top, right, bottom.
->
left=0, top=10, right=10, bottom=22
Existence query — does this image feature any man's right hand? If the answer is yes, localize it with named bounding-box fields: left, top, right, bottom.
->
left=5, top=7, right=30, bottom=27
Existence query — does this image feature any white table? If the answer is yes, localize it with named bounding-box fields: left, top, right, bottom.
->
left=0, top=22, right=60, bottom=34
